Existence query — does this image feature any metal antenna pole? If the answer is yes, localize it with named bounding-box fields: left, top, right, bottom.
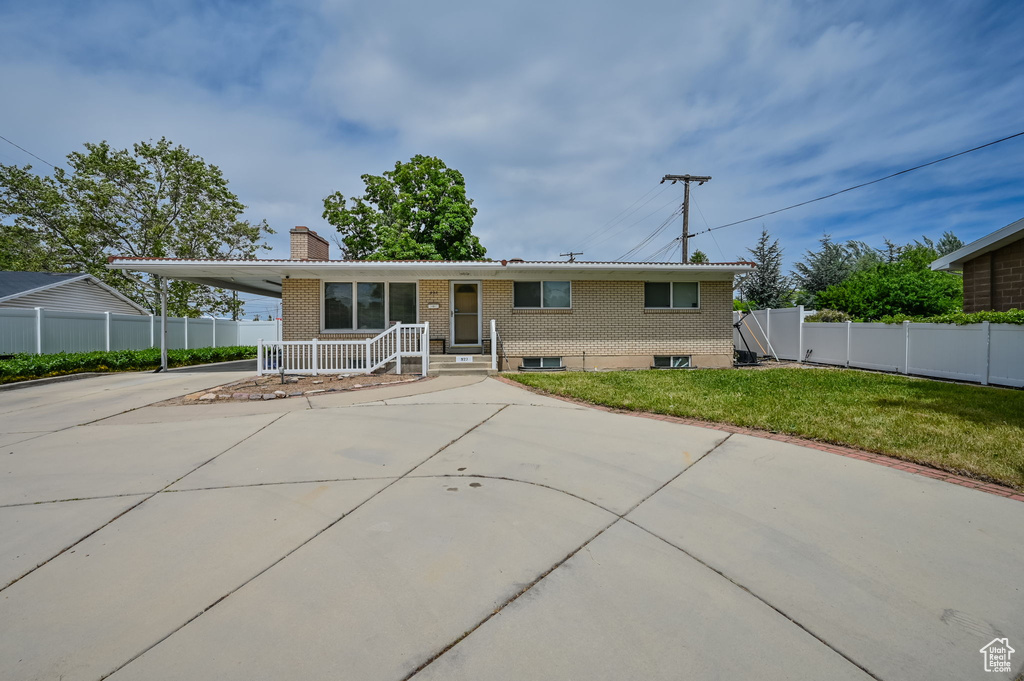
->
left=661, top=174, right=711, bottom=263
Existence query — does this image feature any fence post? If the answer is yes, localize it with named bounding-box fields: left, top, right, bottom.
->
left=312, top=338, right=319, bottom=376
left=257, top=339, right=264, bottom=376
left=765, top=308, right=770, bottom=349
left=902, top=320, right=910, bottom=374
left=796, top=305, right=804, bottom=362
left=982, top=321, right=991, bottom=386
left=150, top=314, right=155, bottom=348
left=184, top=317, right=189, bottom=350
left=211, top=318, right=216, bottom=348
left=845, top=320, right=852, bottom=367
left=35, top=307, right=43, bottom=355
left=104, top=311, right=111, bottom=352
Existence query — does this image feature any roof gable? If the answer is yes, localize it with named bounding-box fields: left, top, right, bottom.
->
left=0, top=271, right=87, bottom=300
left=931, top=217, right=1024, bottom=271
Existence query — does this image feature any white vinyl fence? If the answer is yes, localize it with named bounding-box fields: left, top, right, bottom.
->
left=734, top=307, right=1024, bottom=388
left=0, top=307, right=281, bottom=355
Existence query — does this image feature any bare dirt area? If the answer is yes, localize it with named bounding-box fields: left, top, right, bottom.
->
left=165, top=373, right=430, bottom=405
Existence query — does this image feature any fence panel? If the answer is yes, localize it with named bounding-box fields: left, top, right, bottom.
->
left=188, top=318, right=214, bottom=349
left=110, top=314, right=152, bottom=351
left=215, top=319, right=238, bottom=347
left=802, top=323, right=849, bottom=366
left=238, top=320, right=280, bottom=345
left=989, top=324, right=1024, bottom=388
left=41, top=310, right=107, bottom=354
left=0, top=309, right=39, bottom=354
left=765, top=307, right=804, bottom=360
left=907, top=323, right=987, bottom=383
left=848, top=323, right=906, bottom=373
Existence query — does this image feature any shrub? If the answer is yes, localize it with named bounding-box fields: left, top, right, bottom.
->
left=804, top=309, right=852, bottom=323
left=873, top=309, right=1024, bottom=325
left=0, top=346, right=257, bottom=384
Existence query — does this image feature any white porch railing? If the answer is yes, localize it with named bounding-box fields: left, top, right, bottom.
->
left=257, top=322, right=429, bottom=376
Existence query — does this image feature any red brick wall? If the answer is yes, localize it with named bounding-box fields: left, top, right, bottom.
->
left=963, top=237, right=1024, bottom=312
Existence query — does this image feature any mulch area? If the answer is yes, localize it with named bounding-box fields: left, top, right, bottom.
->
left=494, top=375, right=1024, bottom=503
left=169, top=373, right=430, bottom=405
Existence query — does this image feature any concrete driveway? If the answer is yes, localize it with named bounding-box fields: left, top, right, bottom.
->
left=1, top=370, right=1021, bottom=681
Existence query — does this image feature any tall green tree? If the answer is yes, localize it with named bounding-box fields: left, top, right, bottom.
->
left=689, top=249, right=710, bottom=263
left=0, top=138, right=272, bottom=316
left=816, top=245, right=962, bottom=319
left=791, top=234, right=850, bottom=307
left=322, top=155, right=486, bottom=260
left=737, top=229, right=791, bottom=308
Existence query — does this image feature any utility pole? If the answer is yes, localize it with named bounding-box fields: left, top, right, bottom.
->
left=661, top=174, right=711, bottom=263
left=559, top=252, right=583, bottom=262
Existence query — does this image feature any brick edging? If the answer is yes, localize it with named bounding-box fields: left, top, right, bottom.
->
left=493, top=375, right=1024, bottom=502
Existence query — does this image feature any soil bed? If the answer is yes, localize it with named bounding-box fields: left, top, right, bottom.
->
left=172, top=373, right=428, bottom=405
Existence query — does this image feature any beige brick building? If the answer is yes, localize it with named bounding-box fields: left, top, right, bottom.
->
left=109, top=227, right=754, bottom=370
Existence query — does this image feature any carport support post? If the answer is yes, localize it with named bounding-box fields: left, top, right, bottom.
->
left=159, top=276, right=168, bottom=372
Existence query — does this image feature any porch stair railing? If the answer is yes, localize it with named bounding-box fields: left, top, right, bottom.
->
left=257, top=322, right=429, bottom=377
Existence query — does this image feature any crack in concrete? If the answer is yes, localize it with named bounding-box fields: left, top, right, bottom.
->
left=0, top=412, right=289, bottom=593
left=401, top=433, right=732, bottom=681
left=96, top=404, right=509, bottom=681
left=622, top=517, right=885, bottom=681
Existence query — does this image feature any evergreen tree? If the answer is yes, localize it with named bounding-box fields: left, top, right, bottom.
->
left=737, top=229, right=791, bottom=308
left=791, top=234, right=850, bottom=307
left=689, top=249, right=709, bottom=263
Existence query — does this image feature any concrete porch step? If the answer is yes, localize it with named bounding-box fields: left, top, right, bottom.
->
left=427, top=366, right=496, bottom=376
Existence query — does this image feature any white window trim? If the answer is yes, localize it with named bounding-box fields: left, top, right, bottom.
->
left=644, top=281, right=701, bottom=310
left=512, top=280, right=572, bottom=309
left=321, top=280, right=419, bottom=333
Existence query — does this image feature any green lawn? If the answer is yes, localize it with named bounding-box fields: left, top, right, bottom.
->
left=507, top=368, right=1024, bottom=491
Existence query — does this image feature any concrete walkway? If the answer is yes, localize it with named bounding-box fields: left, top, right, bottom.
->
left=0, top=372, right=1021, bottom=681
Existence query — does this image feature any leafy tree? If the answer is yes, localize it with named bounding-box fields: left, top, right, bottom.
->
left=791, top=234, right=850, bottom=307
left=322, top=155, right=485, bottom=261
left=0, top=138, right=271, bottom=316
left=815, top=245, right=962, bottom=319
left=736, top=229, right=791, bottom=308
left=689, top=249, right=709, bottom=263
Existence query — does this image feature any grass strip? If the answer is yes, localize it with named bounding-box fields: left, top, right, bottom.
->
left=507, top=368, right=1024, bottom=490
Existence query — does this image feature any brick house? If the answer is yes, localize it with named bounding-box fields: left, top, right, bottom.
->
left=109, top=226, right=754, bottom=371
left=931, top=217, right=1024, bottom=313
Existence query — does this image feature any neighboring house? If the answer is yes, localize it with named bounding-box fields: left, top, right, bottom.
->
left=108, top=226, right=754, bottom=370
left=931, top=217, right=1024, bottom=312
left=0, top=271, right=148, bottom=315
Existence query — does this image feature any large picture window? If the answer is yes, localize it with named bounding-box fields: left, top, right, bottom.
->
left=644, top=282, right=699, bottom=309
left=513, top=281, right=571, bottom=308
left=324, top=282, right=418, bottom=330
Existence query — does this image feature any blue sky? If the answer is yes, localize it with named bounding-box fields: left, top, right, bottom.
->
left=2, top=0, right=1023, bottom=317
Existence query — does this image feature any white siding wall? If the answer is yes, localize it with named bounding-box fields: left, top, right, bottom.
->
left=0, top=278, right=146, bottom=315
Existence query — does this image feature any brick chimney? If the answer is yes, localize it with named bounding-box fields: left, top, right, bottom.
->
left=290, top=226, right=330, bottom=260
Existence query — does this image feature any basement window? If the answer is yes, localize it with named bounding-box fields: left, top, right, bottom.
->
left=653, top=355, right=692, bottom=368
left=521, top=357, right=564, bottom=370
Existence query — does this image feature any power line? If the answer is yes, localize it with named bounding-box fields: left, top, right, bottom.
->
left=0, top=134, right=56, bottom=168
left=573, top=182, right=668, bottom=252
left=689, top=129, right=1024, bottom=238
left=615, top=208, right=681, bottom=261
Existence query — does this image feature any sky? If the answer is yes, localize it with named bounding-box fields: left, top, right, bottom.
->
left=1, top=0, right=1023, bottom=318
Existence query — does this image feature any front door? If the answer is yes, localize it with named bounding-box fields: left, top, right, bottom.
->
left=451, top=281, right=480, bottom=346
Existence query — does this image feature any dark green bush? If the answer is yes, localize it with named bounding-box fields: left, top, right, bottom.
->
left=804, top=309, right=852, bottom=323
left=872, top=309, right=1024, bottom=325
left=0, top=346, right=257, bottom=384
